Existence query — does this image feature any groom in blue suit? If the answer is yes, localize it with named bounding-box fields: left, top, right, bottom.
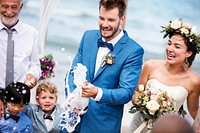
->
left=65, top=0, right=144, bottom=133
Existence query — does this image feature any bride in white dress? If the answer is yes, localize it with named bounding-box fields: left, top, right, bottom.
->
left=128, top=19, right=200, bottom=133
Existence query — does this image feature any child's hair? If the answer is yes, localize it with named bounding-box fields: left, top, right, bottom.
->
left=4, top=82, right=30, bottom=105
left=36, top=80, right=58, bottom=99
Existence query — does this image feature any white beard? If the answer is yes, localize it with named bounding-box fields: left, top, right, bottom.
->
left=1, top=13, right=19, bottom=28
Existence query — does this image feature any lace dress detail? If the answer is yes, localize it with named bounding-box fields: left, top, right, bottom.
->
left=128, top=79, right=188, bottom=133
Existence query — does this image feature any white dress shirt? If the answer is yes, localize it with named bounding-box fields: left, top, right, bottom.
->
left=44, top=109, right=56, bottom=132
left=94, top=30, right=124, bottom=101
left=0, top=21, right=40, bottom=88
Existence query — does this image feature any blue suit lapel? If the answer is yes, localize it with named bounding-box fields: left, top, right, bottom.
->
left=89, top=36, right=99, bottom=81
left=93, top=43, right=123, bottom=80
left=93, top=31, right=128, bottom=81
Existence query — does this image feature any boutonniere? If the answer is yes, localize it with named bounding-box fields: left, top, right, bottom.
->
left=101, top=54, right=115, bottom=67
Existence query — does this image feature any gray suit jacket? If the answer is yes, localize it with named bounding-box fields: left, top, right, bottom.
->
left=23, top=103, right=63, bottom=133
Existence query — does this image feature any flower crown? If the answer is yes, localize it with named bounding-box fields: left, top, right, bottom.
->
left=161, top=18, right=200, bottom=54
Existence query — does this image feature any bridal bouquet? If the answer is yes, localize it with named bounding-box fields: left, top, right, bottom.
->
left=129, top=84, right=175, bottom=130
left=60, top=63, right=89, bottom=132
left=39, top=54, right=56, bottom=80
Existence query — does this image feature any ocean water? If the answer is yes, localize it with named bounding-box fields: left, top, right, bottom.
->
left=21, top=0, right=200, bottom=126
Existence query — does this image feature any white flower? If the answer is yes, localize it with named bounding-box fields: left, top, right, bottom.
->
left=191, top=26, right=198, bottom=35
left=138, top=84, right=144, bottom=92
left=182, top=23, right=190, bottom=29
left=170, top=19, right=182, bottom=29
left=146, top=100, right=160, bottom=115
left=180, top=28, right=189, bottom=35
left=189, top=38, right=193, bottom=42
left=149, top=87, right=160, bottom=94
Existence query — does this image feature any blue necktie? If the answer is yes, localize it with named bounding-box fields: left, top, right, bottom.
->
left=97, top=38, right=113, bottom=51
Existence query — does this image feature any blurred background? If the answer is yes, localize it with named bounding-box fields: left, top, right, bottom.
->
left=21, top=0, right=200, bottom=129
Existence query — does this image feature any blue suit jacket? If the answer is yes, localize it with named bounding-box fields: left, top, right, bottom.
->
left=66, top=30, right=144, bottom=133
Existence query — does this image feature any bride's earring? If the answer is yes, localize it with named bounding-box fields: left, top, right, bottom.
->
left=183, top=58, right=189, bottom=71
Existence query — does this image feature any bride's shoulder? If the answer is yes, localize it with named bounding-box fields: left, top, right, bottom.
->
left=187, top=69, right=200, bottom=90
left=187, top=69, right=199, bottom=81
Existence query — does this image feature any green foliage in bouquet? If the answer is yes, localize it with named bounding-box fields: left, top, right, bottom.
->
left=129, top=84, right=175, bottom=125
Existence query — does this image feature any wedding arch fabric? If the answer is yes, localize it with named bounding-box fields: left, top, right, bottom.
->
left=39, top=0, right=59, bottom=55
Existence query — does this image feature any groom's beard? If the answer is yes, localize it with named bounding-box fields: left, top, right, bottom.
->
left=100, top=21, right=120, bottom=40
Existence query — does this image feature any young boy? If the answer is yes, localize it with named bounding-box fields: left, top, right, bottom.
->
left=0, top=82, right=32, bottom=132
left=23, top=80, right=64, bottom=133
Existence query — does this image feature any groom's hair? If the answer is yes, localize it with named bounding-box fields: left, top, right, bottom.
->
left=99, top=0, right=126, bottom=18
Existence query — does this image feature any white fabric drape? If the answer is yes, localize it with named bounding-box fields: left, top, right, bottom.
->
left=39, top=0, right=59, bottom=55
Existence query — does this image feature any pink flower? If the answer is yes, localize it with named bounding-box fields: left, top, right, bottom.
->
left=150, top=94, right=159, bottom=101
left=146, top=100, right=160, bottom=115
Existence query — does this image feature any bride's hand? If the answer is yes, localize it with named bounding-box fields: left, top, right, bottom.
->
left=132, top=95, right=137, bottom=104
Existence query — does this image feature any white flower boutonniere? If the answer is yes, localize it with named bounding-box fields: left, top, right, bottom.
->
left=101, top=54, right=115, bottom=67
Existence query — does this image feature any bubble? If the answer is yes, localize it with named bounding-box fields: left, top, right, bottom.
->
left=61, top=48, right=65, bottom=51
left=6, top=114, right=10, bottom=117
left=22, top=90, right=27, bottom=94
left=13, top=126, right=17, bottom=130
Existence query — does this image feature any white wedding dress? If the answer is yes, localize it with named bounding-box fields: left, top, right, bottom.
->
left=128, top=79, right=189, bottom=133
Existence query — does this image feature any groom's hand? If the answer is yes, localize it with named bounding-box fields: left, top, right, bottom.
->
left=82, top=82, right=98, bottom=98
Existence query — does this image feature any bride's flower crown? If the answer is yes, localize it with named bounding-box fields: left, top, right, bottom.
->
left=161, top=18, right=200, bottom=54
